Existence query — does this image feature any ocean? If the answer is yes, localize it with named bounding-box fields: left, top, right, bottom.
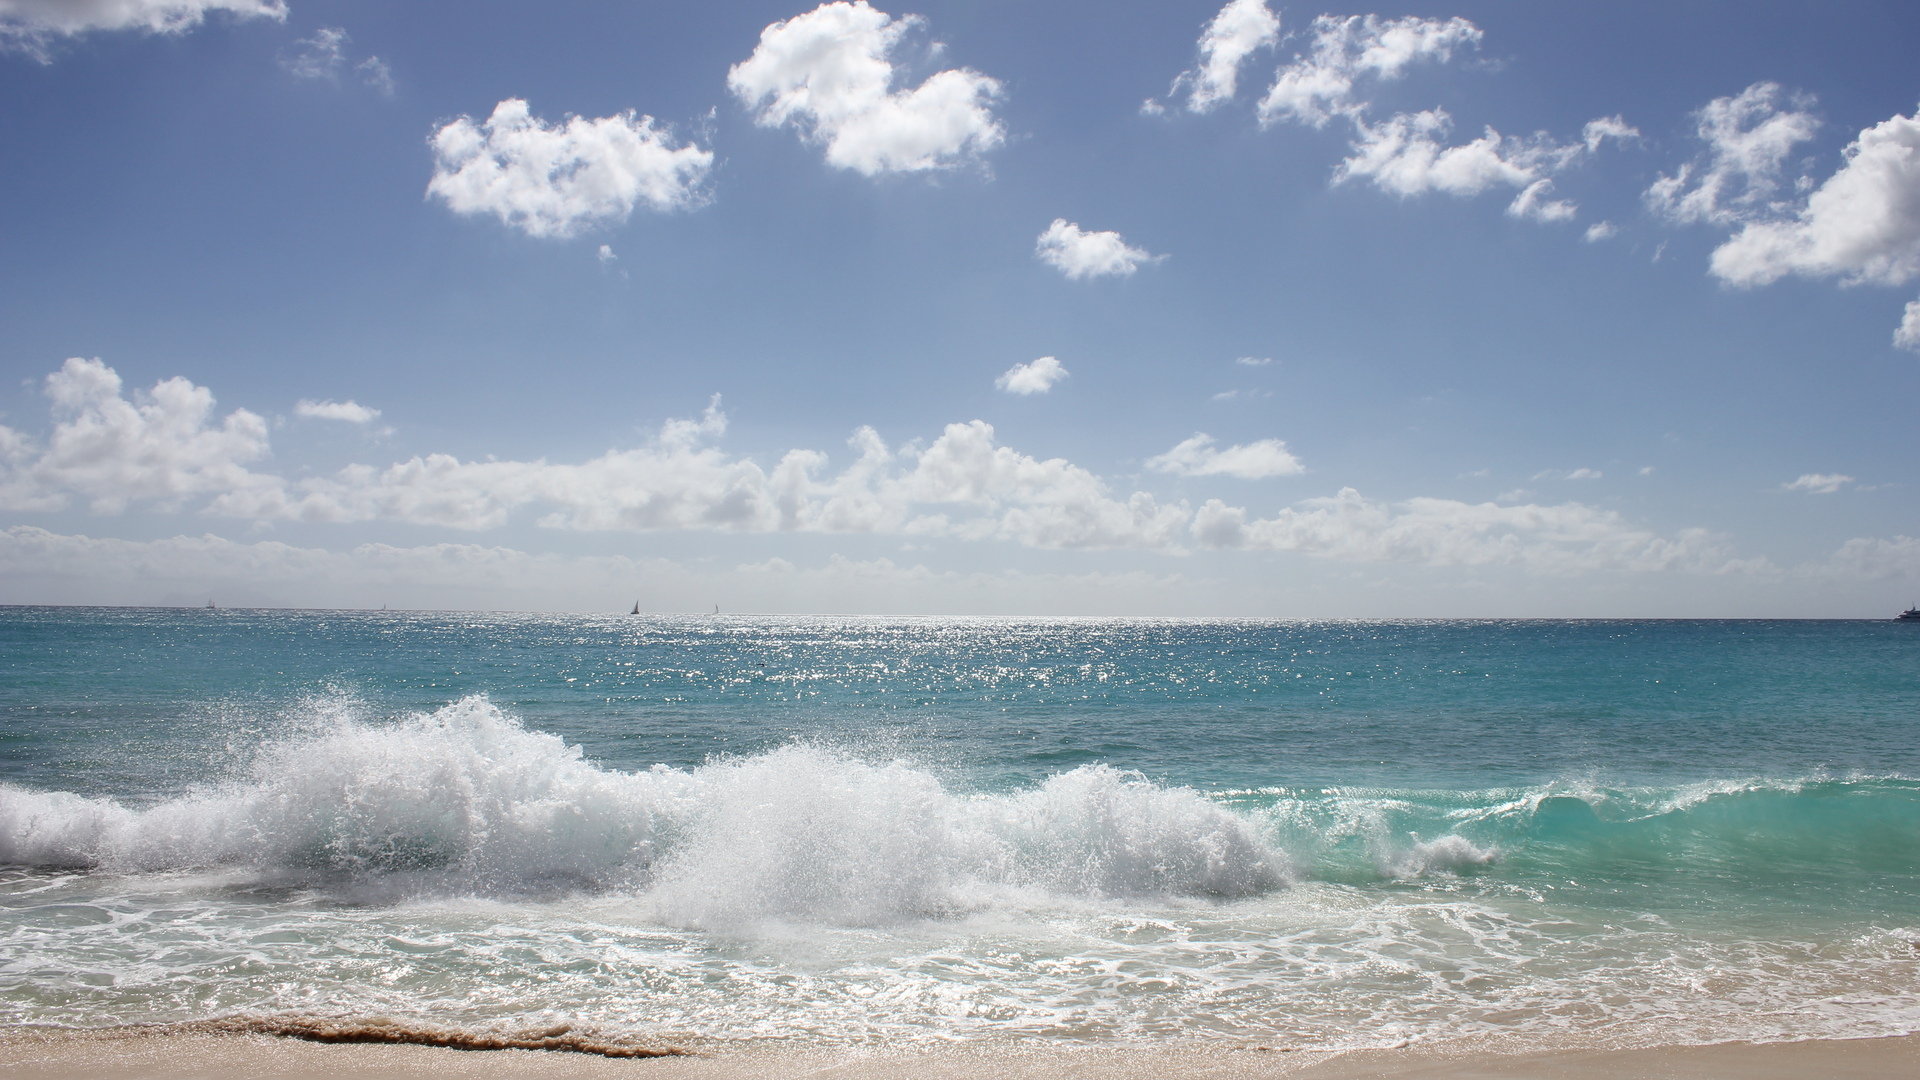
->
left=2, top=608, right=1917, bottom=1052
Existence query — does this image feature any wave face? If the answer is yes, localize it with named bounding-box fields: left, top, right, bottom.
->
left=0, top=696, right=1286, bottom=923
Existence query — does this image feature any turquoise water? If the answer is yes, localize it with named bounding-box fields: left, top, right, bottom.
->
left=2, top=608, right=1917, bottom=1048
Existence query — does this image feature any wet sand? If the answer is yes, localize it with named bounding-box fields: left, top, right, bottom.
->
left=1, top=1029, right=1915, bottom=1080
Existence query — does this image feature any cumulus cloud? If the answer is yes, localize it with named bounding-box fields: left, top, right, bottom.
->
left=1146, top=434, right=1305, bottom=480
left=995, top=356, right=1068, bottom=395
left=1818, top=535, right=1920, bottom=581
left=294, top=399, right=380, bottom=424
left=1222, top=15, right=1631, bottom=223
left=1035, top=219, right=1159, bottom=279
left=1584, top=221, right=1618, bottom=243
left=1783, top=472, right=1853, bottom=494
left=0, top=358, right=275, bottom=514
left=1256, top=14, right=1481, bottom=128
left=427, top=98, right=713, bottom=239
left=1159, top=0, right=1280, bottom=114
left=1190, top=489, right=1761, bottom=576
left=1337, top=109, right=1634, bottom=220
left=727, top=1, right=1003, bottom=176
left=0, top=0, right=283, bottom=59
left=1645, top=83, right=1821, bottom=228
left=1898, top=298, right=1920, bottom=352
left=2, top=360, right=1767, bottom=577
left=1709, top=103, right=1920, bottom=289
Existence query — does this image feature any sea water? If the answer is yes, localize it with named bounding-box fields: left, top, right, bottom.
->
left=1, top=608, right=1917, bottom=1050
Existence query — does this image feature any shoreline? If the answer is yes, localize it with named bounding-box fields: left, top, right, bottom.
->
left=2, top=1029, right=1915, bottom=1079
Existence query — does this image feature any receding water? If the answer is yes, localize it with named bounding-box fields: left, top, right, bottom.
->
left=2, top=608, right=1917, bottom=1049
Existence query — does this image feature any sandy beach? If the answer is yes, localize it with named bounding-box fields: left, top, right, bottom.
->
left=1, top=1030, right=1915, bottom=1080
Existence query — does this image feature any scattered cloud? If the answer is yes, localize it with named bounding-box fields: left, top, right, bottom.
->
left=597, top=244, right=617, bottom=265
left=1898, top=298, right=1920, bottom=352
left=1566, top=468, right=1602, bottom=480
left=1709, top=102, right=1920, bottom=289
left=995, top=356, right=1068, bottom=395
left=1156, top=0, right=1280, bottom=115
left=727, top=1, right=1003, bottom=176
left=1337, top=110, right=1635, bottom=221
left=356, top=56, right=394, bottom=96
left=1234, top=356, right=1273, bottom=366
left=1035, top=219, right=1160, bottom=279
left=0, top=0, right=283, bottom=60
left=1256, top=14, right=1481, bottom=129
left=1147, top=434, right=1305, bottom=480
left=1210, top=389, right=1273, bottom=402
left=1783, top=472, right=1854, bottom=494
left=1583, top=221, right=1618, bottom=243
left=0, top=358, right=275, bottom=514
left=1639, top=466, right=1656, bottom=475
left=294, top=399, right=381, bottom=425
left=427, top=98, right=713, bottom=239
left=1645, top=83, right=1821, bottom=228
left=280, top=25, right=348, bottom=80
left=0, top=360, right=1765, bottom=577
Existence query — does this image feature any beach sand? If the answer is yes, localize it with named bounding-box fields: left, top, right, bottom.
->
left=1, top=1029, right=1914, bottom=1080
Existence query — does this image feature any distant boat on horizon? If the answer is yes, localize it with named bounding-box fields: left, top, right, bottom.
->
left=630, top=601, right=641, bottom=615
left=1898, top=605, right=1920, bottom=621
left=205, top=599, right=215, bottom=610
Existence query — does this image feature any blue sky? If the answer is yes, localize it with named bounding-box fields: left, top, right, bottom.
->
left=1, top=0, right=1917, bottom=615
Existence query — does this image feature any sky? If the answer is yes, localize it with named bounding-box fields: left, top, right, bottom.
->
left=1, top=0, right=1917, bottom=616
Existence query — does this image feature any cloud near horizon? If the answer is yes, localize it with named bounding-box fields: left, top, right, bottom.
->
left=727, top=1, right=1004, bottom=176
left=0, top=359, right=1786, bottom=578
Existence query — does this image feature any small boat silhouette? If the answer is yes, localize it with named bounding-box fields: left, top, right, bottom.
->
left=1898, top=605, right=1920, bottom=622
left=630, top=600, right=641, bottom=615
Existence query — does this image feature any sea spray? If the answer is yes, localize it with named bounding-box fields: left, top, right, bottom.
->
left=0, top=696, right=1288, bottom=920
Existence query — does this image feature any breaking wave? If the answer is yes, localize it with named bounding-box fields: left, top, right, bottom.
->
left=0, top=696, right=1286, bottom=924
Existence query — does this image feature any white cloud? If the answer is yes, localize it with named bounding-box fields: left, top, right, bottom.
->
left=1783, top=472, right=1853, bottom=494
left=0, top=358, right=275, bottom=514
left=597, top=244, right=617, bottom=265
left=1898, top=298, right=1920, bottom=352
left=995, top=356, right=1068, bottom=395
left=1256, top=14, right=1481, bottom=129
left=1818, top=535, right=1920, bottom=581
left=2, top=360, right=1771, bottom=579
left=727, top=1, right=1003, bottom=176
left=294, top=399, right=380, bottom=425
left=1584, top=221, right=1618, bottom=243
left=280, top=25, right=347, bottom=80
left=1191, top=489, right=1761, bottom=576
left=1035, top=219, right=1159, bottom=279
left=1162, top=0, right=1280, bottom=114
left=1146, top=433, right=1305, bottom=480
left=1709, top=103, right=1920, bottom=289
left=1336, top=108, right=1633, bottom=220
left=1234, top=356, right=1273, bottom=366
left=427, top=98, right=713, bottom=239
left=1645, top=83, right=1821, bottom=228
left=356, top=56, right=393, bottom=96
left=1565, top=468, right=1602, bottom=480
left=0, top=0, right=283, bottom=59
left=1241, top=16, right=1631, bottom=225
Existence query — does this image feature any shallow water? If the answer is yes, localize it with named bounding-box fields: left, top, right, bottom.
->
left=2, top=609, right=1917, bottom=1049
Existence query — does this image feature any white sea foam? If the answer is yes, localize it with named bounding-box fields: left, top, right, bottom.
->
left=0, top=696, right=1287, bottom=925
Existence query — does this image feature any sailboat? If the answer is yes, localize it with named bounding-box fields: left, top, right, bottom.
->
left=630, top=601, right=641, bottom=615
left=205, top=599, right=216, bottom=610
